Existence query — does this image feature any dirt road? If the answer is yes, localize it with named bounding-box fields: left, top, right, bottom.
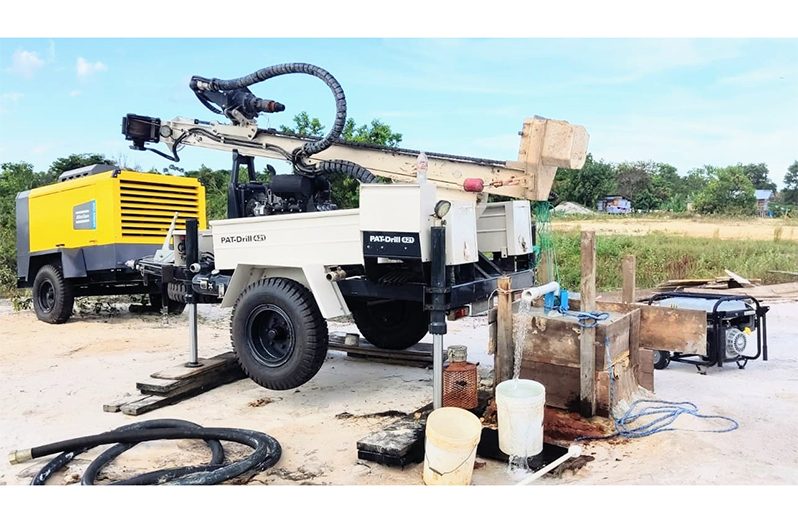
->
left=553, top=217, right=798, bottom=242
left=1, top=300, right=797, bottom=485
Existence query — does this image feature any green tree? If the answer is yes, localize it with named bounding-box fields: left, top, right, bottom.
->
left=280, top=113, right=402, bottom=209
left=554, top=154, right=616, bottom=208
left=47, top=153, right=113, bottom=179
left=278, top=112, right=325, bottom=137
left=782, top=161, right=798, bottom=205
left=182, top=165, right=234, bottom=221
left=739, top=162, right=776, bottom=191
left=693, top=165, right=757, bottom=215
left=0, top=162, right=53, bottom=290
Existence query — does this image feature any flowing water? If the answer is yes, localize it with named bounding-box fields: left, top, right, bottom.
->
left=507, top=298, right=534, bottom=474
left=512, top=299, right=532, bottom=381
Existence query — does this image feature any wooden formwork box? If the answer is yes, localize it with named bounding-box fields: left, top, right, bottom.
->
left=512, top=297, right=708, bottom=416
left=515, top=307, right=642, bottom=416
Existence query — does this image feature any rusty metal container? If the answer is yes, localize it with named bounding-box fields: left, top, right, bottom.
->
left=443, top=345, right=478, bottom=409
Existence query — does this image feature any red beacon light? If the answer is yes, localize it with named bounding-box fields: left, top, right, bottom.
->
left=463, top=178, right=484, bottom=192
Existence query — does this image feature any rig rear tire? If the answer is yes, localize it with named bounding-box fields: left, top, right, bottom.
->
left=32, top=264, right=74, bottom=324
left=351, top=300, right=429, bottom=350
left=230, top=278, right=328, bottom=390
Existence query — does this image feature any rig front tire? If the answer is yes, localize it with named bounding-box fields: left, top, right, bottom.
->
left=230, top=278, right=328, bottom=390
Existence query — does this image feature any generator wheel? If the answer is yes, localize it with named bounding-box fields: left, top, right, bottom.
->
left=351, top=300, right=429, bottom=350
left=148, top=292, right=186, bottom=315
left=653, top=350, right=671, bottom=370
left=32, top=264, right=74, bottom=324
left=230, top=278, right=328, bottom=390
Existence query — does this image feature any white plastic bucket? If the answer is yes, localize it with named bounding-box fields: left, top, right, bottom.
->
left=423, top=407, right=483, bottom=485
left=496, top=379, right=546, bottom=457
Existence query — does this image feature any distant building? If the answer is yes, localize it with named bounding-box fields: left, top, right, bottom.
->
left=755, top=189, right=775, bottom=217
left=597, top=195, right=632, bottom=214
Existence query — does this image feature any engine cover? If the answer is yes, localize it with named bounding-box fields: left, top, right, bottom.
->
left=725, top=328, right=747, bottom=358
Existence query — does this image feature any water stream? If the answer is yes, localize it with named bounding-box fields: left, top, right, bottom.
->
left=507, top=298, right=534, bottom=474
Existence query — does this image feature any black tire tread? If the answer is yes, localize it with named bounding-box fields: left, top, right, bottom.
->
left=653, top=350, right=671, bottom=370
left=32, top=264, right=74, bottom=324
left=230, top=278, right=328, bottom=390
left=351, top=300, right=428, bottom=351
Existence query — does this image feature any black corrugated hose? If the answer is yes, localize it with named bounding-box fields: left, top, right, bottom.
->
left=8, top=419, right=281, bottom=485
left=192, top=63, right=346, bottom=159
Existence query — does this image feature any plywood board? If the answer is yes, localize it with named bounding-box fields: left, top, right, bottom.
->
left=514, top=308, right=632, bottom=368
left=568, top=298, right=707, bottom=356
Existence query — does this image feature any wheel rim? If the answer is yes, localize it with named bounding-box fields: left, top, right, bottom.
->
left=247, top=304, right=295, bottom=367
left=37, top=280, right=56, bottom=313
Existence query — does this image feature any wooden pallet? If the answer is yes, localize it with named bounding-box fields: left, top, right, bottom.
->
left=104, top=352, right=245, bottom=416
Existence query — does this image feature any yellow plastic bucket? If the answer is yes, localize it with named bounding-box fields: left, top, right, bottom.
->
left=423, top=407, right=483, bottom=485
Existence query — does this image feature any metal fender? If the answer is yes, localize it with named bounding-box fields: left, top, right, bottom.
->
left=220, top=264, right=351, bottom=319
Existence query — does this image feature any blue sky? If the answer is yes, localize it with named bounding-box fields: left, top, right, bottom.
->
left=1, top=39, right=796, bottom=186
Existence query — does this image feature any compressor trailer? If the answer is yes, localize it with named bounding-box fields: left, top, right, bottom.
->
left=124, top=62, right=589, bottom=391
left=16, top=165, right=206, bottom=323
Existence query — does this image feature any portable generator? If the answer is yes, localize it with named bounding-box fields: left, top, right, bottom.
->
left=644, top=292, right=769, bottom=373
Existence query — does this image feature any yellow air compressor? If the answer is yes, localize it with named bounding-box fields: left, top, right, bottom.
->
left=16, top=164, right=206, bottom=323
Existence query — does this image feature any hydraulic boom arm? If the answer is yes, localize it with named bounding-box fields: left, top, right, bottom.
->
left=122, top=62, right=588, bottom=202
left=133, top=115, right=588, bottom=201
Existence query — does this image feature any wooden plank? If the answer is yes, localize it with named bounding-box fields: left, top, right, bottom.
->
left=637, top=349, right=655, bottom=392
left=520, top=360, right=579, bottom=410
left=579, top=230, right=596, bottom=417
left=628, top=308, right=641, bottom=380
left=622, top=255, right=636, bottom=303
left=150, top=352, right=236, bottom=380
left=688, top=282, right=798, bottom=302
left=495, top=275, right=513, bottom=387
left=488, top=306, right=497, bottom=355
left=103, top=394, right=145, bottom=413
left=137, top=378, right=182, bottom=395
left=568, top=298, right=708, bottom=356
left=122, top=367, right=244, bottom=415
left=328, top=335, right=442, bottom=364
left=516, top=309, right=630, bottom=368
left=725, top=269, right=754, bottom=288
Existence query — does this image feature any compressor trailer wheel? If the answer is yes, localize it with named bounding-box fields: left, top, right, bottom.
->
left=32, top=264, right=75, bottom=324
left=230, top=278, right=328, bottom=390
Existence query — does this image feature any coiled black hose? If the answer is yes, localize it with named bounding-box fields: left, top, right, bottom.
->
left=193, top=63, right=346, bottom=159
left=11, top=419, right=281, bottom=485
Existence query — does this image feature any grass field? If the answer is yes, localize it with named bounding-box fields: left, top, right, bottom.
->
left=552, top=214, right=798, bottom=242
left=547, top=231, right=798, bottom=292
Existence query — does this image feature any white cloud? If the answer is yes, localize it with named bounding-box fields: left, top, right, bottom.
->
left=9, top=49, right=45, bottom=78
left=69, top=90, right=81, bottom=97
left=76, top=57, right=107, bottom=78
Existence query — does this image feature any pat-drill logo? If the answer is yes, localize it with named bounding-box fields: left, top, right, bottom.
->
left=369, top=235, right=416, bottom=244
left=220, top=234, right=267, bottom=244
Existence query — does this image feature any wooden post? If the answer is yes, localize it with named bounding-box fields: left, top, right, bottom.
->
left=494, top=275, right=513, bottom=389
left=622, top=255, right=636, bottom=304
left=579, top=231, right=597, bottom=418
